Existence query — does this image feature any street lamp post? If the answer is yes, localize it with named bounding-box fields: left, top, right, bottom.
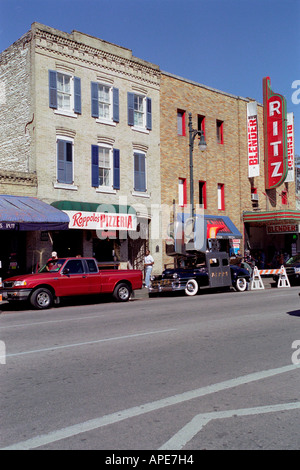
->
left=188, top=112, right=207, bottom=219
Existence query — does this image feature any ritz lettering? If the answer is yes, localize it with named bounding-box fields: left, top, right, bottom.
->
left=268, top=99, right=284, bottom=179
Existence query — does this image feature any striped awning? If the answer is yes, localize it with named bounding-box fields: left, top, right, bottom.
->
left=243, top=210, right=300, bottom=224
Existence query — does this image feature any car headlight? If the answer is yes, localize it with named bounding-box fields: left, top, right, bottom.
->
left=294, top=268, right=300, bottom=274
left=13, top=280, right=27, bottom=287
left=172, top=273, right=178, bottom=279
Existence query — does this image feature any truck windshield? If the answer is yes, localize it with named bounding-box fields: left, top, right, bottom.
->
left=39, top=259, right=66, bottom=273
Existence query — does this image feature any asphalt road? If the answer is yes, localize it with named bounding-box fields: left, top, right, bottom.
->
left=0, top=286, right=299, bottom=451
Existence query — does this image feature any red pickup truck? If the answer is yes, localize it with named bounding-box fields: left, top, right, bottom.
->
left=1, top=257, right=143, bottom=309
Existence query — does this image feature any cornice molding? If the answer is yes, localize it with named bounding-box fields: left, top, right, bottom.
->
left=34, top=28, right=160, bottom=89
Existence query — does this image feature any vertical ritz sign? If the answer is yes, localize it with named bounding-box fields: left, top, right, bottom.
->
left=263, top=77, right=288, bottom=189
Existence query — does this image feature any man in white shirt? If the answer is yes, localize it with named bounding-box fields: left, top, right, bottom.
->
left=144, top=250, right=154, bottom=288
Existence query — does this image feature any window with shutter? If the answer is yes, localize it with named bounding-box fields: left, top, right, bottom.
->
left=91, top=82, right=119, bottom=124
left=128, top=93, right=152, bottom=131
left=49, top=70, right=81, bottom=116
left=57, top=139, right=73, bottom=184
left=134, top=152, right=146, bottom=192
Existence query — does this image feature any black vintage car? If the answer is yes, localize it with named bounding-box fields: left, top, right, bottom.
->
left=149, top=251, right=250, bottom=296
left=273, top=254, right=300, bottom=286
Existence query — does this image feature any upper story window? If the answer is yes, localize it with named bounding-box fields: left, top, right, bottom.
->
left=91, top=82, right=119, bottom=124
left=128, top=93, right=152, bottom=131
left=134, top=152, right=147, bottom=192
left=199, top=181, right=207, bottom=209
left=57, top=137, right=74, bottom=185
left=216, top=120, right=224, bottom=144
left=177, top=110, right=186, bottom=136
left=198, top=115, right=206, bottom=138
left=178, top=178, right=187, bottom=206
left=217, top=183, right=225, bottom=210
left=91, top=145, right=120, bottom=191
left=49, top=70, right=81, bottom=116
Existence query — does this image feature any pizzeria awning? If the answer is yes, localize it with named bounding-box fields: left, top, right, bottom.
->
left=0, top=195, right=70, bottom=230
left=51, top=200, right=136, bottom=215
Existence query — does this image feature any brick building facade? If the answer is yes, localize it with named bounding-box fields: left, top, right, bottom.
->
left=160, top=72, right=298, bottom=268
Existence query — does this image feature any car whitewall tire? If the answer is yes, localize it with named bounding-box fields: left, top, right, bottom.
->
left=184, top=279, right=199, bottom=296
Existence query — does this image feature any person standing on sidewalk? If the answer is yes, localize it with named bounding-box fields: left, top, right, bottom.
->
left=144, top=250, right=154, bottom=288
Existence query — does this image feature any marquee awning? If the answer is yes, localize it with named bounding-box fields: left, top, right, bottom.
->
left=243, top=210, right=300, bottom=224
left=0, top=195, right=70, bottom=231
left=51, top=200, right=136, bottom=215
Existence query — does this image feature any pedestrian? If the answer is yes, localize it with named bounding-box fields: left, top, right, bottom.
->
left=47, top=251, right=58, bottom=271
left=144, top=249, right=154, bottom=288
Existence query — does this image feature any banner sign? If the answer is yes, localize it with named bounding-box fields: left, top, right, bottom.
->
left=285, top=112, right=294, bottom=182
left=263, top=76, right=288, bottom=189
left=65, top=211, right=137, bottom=231
left=267, top=224, right=298, bottom=234
left=247, top=101, right=259, bottom=177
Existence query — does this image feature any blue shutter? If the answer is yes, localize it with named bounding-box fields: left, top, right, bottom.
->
left=91, top=145, right=99, bottom=187
left=128, top=92, right=134, bottom=126
left=113, top=88, right=119, bottom=122
left=134, top=153, right=146, bottom=192
left=146, top=97, right=152, bottom=130
left=113, top=149, right=120, bottom=190
left=65, top=142, right=73, bottom=184
left=74, top=77, right=81, bottom=114
left=57, top=140, right=66, bottom=182
left=57, top=140, right=73, bottom=184
left=91, top=82, right=99, bottom=118
left=49, top=70, right=57, bottom=109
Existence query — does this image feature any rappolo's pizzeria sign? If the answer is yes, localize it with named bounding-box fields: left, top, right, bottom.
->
left=66, top=210, right=137, bottom=231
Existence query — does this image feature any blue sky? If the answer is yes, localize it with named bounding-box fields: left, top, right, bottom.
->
left=1, top=0, right=299, bottom=154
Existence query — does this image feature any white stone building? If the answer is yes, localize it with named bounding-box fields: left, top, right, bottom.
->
left=0, top=23, right=162, bottom=276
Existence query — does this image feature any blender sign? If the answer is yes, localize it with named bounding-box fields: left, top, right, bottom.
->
left=263, top=76, right=288, bottom=189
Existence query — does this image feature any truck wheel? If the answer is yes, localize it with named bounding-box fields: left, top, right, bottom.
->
left=235, top=277, right=248, bottom=292
left=113, top=283, right=131, bottom=302
left=30, top=288, right=53, bottom=309
left=184, top=279, right=199, bottom=296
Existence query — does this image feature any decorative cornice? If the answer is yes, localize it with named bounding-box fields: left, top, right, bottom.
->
left=34, top=27, right=160, bottom=89
left=0, top=170, right=37, bottom=186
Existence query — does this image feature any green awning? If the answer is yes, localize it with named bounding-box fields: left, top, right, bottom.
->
left=51, top=200, right=136, bottom=215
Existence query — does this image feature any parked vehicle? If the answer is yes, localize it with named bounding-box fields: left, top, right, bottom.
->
left=149, top=251, right=250, bottom=296
left=273, top=254, right=300, bottom=286
left=0, top=257, right=143, bottom=309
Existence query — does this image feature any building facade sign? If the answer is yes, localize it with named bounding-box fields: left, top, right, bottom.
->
left=66, top=211, right=137, bottom=231
left=247, top=101, right=259, bottom=177
left=266, top=224, right=298, bottom=234
left=285, top=112, right=295, bottom=182
left=263, top=76, right=288, bottom=189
